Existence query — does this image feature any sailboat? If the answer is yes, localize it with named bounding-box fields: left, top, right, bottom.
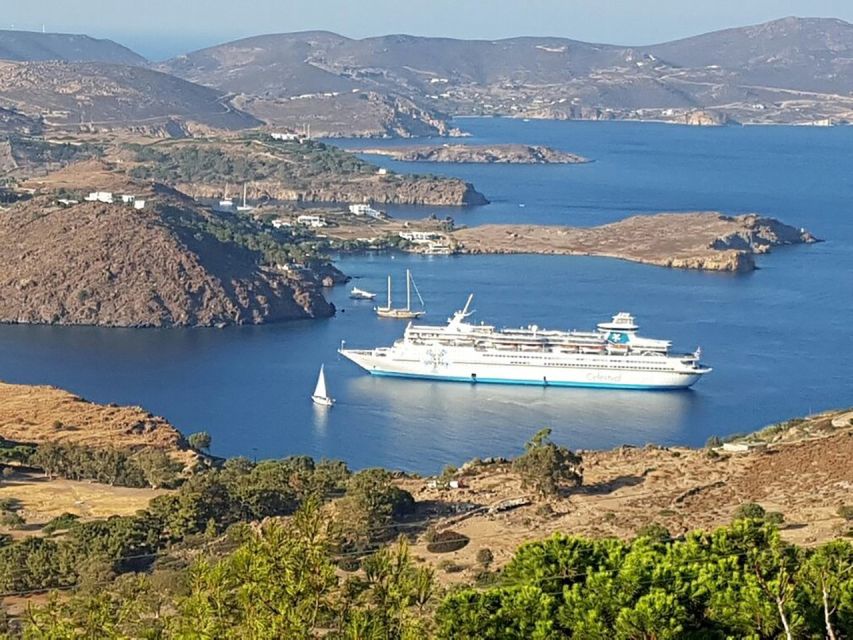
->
left=236, top=183, right=254, bottom=212
left=311, top=364, right=334, bottom=406
left=219, top=183, right=233, bottom=207
left=375, top=269, right=425, bottom=319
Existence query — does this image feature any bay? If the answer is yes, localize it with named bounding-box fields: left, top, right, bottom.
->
left=0, top=119, right=850, bottom=473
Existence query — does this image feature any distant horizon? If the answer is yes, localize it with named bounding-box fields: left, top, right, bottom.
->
left=4, top=0, right=853, bottom=60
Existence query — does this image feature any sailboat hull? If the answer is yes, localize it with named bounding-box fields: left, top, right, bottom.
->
left=375, top=308, right=425, bottom=319
left=312, top=395, right=335, bottom=406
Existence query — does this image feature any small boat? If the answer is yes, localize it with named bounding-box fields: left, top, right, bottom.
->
left=236, top=183, right=254, bottom=212
left=311, top=364, right=334, bottom=406
left=350, top=287, right=377, bottom=300
left=219, top=183, right=233, bottom=207
left=376, top=269, right=425, bottom=319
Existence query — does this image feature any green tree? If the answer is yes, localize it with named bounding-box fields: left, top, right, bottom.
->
left=187, top=431, right=212, bottom=452
left=512, top=428, right=583, bottom=498
left=134, top=449, right=182, bottom=489
left=338, top=468, right=415, bottom=548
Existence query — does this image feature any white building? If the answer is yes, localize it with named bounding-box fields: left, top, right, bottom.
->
left=272, top=218, right=292, bottom=228
left=399, top=230, right=441, bottom=243
left=349, top=203, right=383, bottom=218
left=121, top=194, right=136, bottom=204
left=270, top=131, right=302, bottom=142
left=84, top=191, right=113, bottom=204
left=296, top=214, right=327, bottom=228
left=133, top=200, right=146, bottom=210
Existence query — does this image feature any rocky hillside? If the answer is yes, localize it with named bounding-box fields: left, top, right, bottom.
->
left=356, top=144, right=589, bottom=164
left=123, top=136, right=487, bottom=205
left=161, top=18, right=853, bottom=131
left=0, top=60, right=259, bottom=133
left=0, top=190, right=335, bottom=327
left=0, top=382, right=186, bottom=453
left=452, top=213, right=818, bottom=272
left=0, top=30, right=146, bottom=65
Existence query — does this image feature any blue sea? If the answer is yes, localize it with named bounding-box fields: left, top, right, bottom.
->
left=1, top=119, right=851, bottom=473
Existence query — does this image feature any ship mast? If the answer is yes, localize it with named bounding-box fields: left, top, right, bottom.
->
left=387, top=275, right=392, bottom=308
left=406, top=269, right=411, bottom=311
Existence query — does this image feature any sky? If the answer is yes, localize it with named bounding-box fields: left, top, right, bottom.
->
left=4, top=0, right=853, bottom=60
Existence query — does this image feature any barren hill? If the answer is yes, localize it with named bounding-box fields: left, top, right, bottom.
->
left=0, top=185, right=335, bottom=327
left=0, top=29, right=146, bottom=65
left=0, top=382, right=186, bottom=453
left=0, top=60, right=259, bottom=133
left=162, top=17, right=853, bottom=132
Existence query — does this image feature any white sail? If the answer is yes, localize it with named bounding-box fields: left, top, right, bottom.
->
left=314, top=365, right=327, bottom=399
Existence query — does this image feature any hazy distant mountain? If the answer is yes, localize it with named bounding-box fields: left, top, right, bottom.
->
left=0, top=61, right=258, bottom=133
left=160, top=17, right=853, bottom=131
left=0, top=30, right=146, bottom=65
left=647, top=17, right=853, bottom=93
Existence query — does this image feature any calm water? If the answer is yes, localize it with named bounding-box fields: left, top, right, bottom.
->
left=1, top=119, right=851, bottom=473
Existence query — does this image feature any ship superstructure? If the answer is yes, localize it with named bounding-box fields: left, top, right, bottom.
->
left=339, top=295, right=711, bottom=390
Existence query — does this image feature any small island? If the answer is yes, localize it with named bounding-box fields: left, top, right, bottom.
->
left=353, top=143, right=590, bottom=164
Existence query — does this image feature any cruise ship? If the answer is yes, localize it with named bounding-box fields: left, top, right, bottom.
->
left=339, top=295, right=711, bottom=390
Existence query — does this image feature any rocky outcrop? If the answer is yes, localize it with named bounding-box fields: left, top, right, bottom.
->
left=180, top=177, right=488, bottom=206
left=0, top=195, right=334, bottom=327
left=452, top=212, right=817, bottom=272
left=354, top=144, right=589, bottom=164
left=679, top=110, right=730, bottom=126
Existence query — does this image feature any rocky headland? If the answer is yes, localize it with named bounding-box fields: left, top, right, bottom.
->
left=0, top=186, right=336, bottom=328
left=451, top=213, right=818, bottom=272
left=353, top=144, right=590, bottom=164
left=0, top=382, right=188, bottom=454
left=123, top=137, right=488, bottom=206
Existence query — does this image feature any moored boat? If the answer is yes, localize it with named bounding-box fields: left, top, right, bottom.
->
left=375, top=270, right=425, bottom=319
left=350, top=287, right=377, bottom=300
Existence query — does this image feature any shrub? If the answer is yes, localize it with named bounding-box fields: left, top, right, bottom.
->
left=733, top=503, right=766, bottom=521
left=0, top=498, right=20, bottom=512
left=427, top=530, right=469, bottom=554
left=705, top=435, right=722, bottom=448
left=187, top=432, right=212, bottom=452
left=837, top=505, right=853, bottom=521
left=42, top=513, right=80, bottom=535
left=636, top=523, right=672, bottom=543
left=765, top=511, right=785, bottom=526
left=475, top=548, right=494, bottom=568
left=0, top=512, right=25, bottom=529
left=437, top=559, right=465, bottom=573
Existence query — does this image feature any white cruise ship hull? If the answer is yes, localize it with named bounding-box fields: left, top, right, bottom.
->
left=339, top=347, right=707, bottom=390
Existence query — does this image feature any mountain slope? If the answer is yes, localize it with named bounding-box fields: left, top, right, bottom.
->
left=161, top=18, right=853, bottom=130
left=0, top=185, right=334, bottom=327
left=0, top=61, right=259, bottom=132
left=647, top=16, right=853, bottom=91
left=0, top=30, right=146, bottom=64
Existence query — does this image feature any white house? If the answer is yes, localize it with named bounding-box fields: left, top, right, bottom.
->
left=348, top=203, right=383, bottom=218
left=121, top=194, right=136, bottom=204
left=133, top=199, right=146, bottom=210
left=84, top=191, right=113, bottom=204
left=296, top=214, right=327, bottom=228
left=272, top=218, right=292, bottom=228
left=399, top=230, right=441, bottom=243
left=270, top=131, right=302, bottom=142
